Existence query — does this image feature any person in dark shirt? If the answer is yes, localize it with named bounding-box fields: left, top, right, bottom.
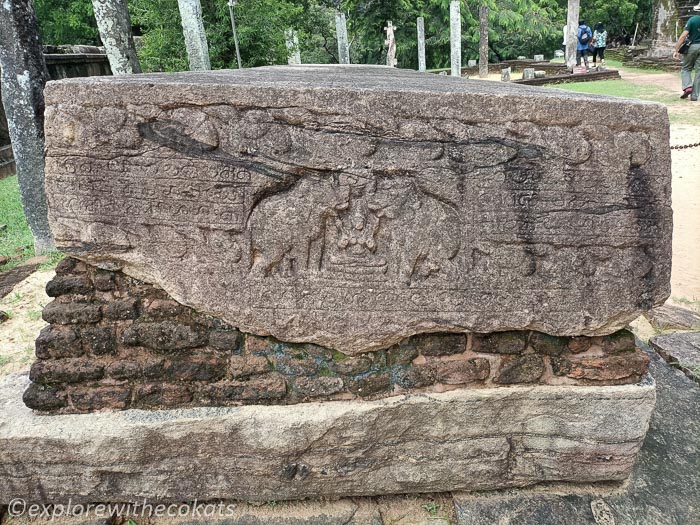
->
left=674, top=14, right=700, bottom=100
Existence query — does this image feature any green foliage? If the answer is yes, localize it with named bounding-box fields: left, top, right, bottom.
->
left=34, top=0, right=100, bottom=45
left=130, top=0, right=189, bottom=72
left=0, top=176, right=34, bottom=268
left=30, top=0, right=654, bottom=71
left=577, top=0, right=654, bottom=40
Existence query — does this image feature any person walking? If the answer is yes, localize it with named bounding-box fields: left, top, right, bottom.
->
left=592, top=22, right=607, bottom=67
left=576, top=20, right=593, bottom=69
left=673, top=14, right=700, bottom=100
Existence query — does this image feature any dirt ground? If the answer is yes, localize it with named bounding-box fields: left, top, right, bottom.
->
left=0, top=270, right=52, bottom=377
left=620, top=69, right=700, bottom=304
left=0, top=68, right=698, bottom=380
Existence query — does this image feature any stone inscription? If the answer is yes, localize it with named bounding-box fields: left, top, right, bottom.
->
left=43, top=67, right=673, bottom=353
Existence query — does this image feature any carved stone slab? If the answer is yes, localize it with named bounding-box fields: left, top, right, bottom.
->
left=43, top=66, right=673, bottom=354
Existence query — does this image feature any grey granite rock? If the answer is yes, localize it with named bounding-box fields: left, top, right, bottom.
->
left=0, top=372, right=654, bottom=503
left=43, top=66, right=672, bottom=354
left=645, top=304, right=700, bottom=331
left=650, top=331, right=700, bottom=383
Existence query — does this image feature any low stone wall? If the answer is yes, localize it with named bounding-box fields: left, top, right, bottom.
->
left=24, top=258, right=650, bottom=414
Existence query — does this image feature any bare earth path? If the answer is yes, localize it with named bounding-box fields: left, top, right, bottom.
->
left=617, top=69, right=700, bottom=304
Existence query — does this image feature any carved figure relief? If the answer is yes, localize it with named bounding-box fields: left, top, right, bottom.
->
left=248, top=173, right=462, bottom=284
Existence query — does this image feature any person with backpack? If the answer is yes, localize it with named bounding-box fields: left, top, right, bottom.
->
left=592, top=22, right=607, bottom=67
left=577, top=20, right=593, bottom=69
left=674, top=14, right=700, bottom=100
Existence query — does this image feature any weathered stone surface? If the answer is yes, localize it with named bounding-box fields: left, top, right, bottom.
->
left=552, top=348, right=650, bottom=384
left=42, top=301, right=101, bottom=325
left=495, top=354, right=545, bottom=384
left=650, top=331, right=700, bottom=384
left=472, top=331, right=528, bottom=355
left=80, top=326, right=116, bottom=355
left=645, top=304, right=700, bottom=331
left=431, top=358, right=490, bottom=384
left=27, top=263, right=652, bottom=413
left=121, top=321, right=208, bottom=351
left=35, top=325, right=82, bottom=359
left=29, top=358, right=104, bottom=385
left=45, top=274, right=93, bottom=297
left=0, top=373, right=655, bottom=502
left=454, top=342, right=700, bottom=525
left=102, top=297, right=139, bottom=320
left=43, top=66, right=672, bottom=354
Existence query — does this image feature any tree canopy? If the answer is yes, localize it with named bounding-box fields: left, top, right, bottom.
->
left=33, top=0, right=654, bottom=72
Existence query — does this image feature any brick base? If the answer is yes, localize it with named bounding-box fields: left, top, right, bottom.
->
left=24, top=258, right=650, bottom=413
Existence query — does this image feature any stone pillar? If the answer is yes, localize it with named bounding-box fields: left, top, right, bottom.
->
left=566, top=0, right=580, bottom=71
left=501, top=67, right=511, bottom=81
left=285, top=29, right=301, bottom=65
left=90, top=0, right=142, bottom=75
left=649, top=0, right=680, bottom=58
left=417, top=17, right=426, bottom=72
left=177, top=0, right=211, bottom=71
left=335, top=12, right=350, bottom=65
left=0, top=0, right=55, bottom=254
left=384, top=21, right=397, bottom=67
left=479, top=5, right=489, bottom=78
left=450, top=0, right=462, bottom=77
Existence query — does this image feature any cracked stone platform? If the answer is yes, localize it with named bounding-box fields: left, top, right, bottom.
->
left=0, top=373, right=655, bottom=503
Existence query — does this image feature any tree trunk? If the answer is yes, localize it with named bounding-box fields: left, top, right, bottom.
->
left=91, top=0, right=142, bottom=75
left=0, top=0, right=55, bottom=254
left=177, top=0, right=211, bottom=71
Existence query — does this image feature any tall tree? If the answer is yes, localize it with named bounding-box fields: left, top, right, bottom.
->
left=0, top=0, right=55, bottom=254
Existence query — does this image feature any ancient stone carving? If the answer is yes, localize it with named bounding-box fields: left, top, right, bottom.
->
left=43, top=66, right=673, bottom=353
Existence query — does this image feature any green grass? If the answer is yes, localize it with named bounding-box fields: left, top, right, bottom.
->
left=545, top=79, right=681, bottom=106
left=0, top=176, right=65, bottom=270
left=0, top=176, right=34, bottom=268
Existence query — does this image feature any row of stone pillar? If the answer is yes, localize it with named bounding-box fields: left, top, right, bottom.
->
left=334, top=1, right=488, bottom=78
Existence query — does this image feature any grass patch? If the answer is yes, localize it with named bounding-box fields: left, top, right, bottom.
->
left=673, top=297, right=700, bottom=313
left=546, top=79, right=682, bottom=107
left=38, top=250, right=65, bottom=270
left=0, top=176, right=34, bottom=268
left=671, top=361, right=700, bottom=377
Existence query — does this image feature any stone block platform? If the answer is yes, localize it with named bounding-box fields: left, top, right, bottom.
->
left=1, top=372, right=655, bottom=503
left=1, top=66, right=671, bottom=504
